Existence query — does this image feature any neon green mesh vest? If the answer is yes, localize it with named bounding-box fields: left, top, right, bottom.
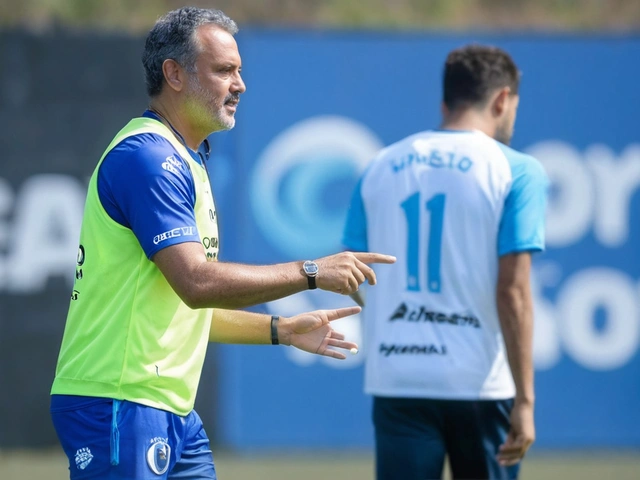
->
left=51, top=117, right=219, bottom=416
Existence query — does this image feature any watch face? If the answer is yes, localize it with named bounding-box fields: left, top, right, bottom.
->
left=303, top=260, right=318, bottom=276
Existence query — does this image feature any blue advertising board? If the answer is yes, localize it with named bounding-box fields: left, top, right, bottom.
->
left=209, top=32, right=640, bottom=449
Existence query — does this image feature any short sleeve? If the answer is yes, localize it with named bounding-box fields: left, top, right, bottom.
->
left=98, top=133, right=201, bottom=259
left=497, top=146, right=549, bottom=256
left=342, top=175, right=369, bottom=252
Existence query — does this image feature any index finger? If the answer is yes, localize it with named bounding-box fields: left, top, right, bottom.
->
left=351, top=252, right=396, bottom=264
left=323, top=306, right=362, bottom=321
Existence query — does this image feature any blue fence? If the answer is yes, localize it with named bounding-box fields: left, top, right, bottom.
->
left=209, top=32, right=640, bottom=449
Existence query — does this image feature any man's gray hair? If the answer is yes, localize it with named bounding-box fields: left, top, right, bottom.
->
left=142, top=7, right=238, bottom=97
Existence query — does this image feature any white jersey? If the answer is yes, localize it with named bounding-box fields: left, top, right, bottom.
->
left=343, top=130, right=548, bottom=400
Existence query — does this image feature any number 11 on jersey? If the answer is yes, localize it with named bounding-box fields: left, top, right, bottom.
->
left=400, top=192, right=446, bottom=293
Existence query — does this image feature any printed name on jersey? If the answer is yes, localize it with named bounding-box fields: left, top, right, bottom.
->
left=390, top=148, right=473, bottom=174
left=146, top=437, right=171, bottom=475
left=75, top=447, right=93, bottom=470
left=389, top=302, right=481, bottom=328
left=161, top=154, right=185, bottom=175
left=379, top=343, right=447, bottom=356
left=152, top=226, right=197, bottom=245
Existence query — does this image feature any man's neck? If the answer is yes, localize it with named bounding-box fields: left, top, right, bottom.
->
left=440, top=109, right=495, bottom=139
left=148, top=99, right=204, bottom=151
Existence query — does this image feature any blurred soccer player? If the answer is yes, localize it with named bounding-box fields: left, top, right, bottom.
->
left=50, top=7, right=394, bottom=479
left=343, top=44, right=548, bottom=479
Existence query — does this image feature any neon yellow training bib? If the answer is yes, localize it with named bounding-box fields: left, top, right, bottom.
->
left=51, top=117, right=219, bottom=416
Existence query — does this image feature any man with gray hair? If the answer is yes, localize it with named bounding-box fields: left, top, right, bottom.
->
left=50, top=7, right=394, bottom=479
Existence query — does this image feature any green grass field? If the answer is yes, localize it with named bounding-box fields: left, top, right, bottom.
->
left=1, top=448, right=638, bottom=479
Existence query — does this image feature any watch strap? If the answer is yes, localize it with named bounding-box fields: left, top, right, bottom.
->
left=270, top=315, right=279, bottom=345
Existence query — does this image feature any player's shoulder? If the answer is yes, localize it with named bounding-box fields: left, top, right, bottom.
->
left=105, top=132, right=191, bottom=178
left=110, top=132, right=179, bottom=162
left=494, top=140, right=547, bottom=181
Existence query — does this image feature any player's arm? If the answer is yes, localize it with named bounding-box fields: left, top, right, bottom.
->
left=494, top=152, right=548, bottom=465
left=153, top=244, right=394, bottom=309
left=208, top=306, right=360, bottom=359
left=496, top=252, right=535, bottom=465
left=495, top=152, right=547, bottom=407
left=496, top=252, right=535, bottom=404
left=104, top=136, right=395, bottom=310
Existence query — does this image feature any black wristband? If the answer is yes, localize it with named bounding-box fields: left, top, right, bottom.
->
left=270, top=315, right=280, bottom=345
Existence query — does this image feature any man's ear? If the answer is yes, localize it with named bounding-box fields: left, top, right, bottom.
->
left=491, top=87, right=511, bottom=118
left=162, top=59, right=186, bottom=93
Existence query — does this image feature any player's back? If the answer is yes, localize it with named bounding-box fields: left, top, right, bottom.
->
left=351, top=129, right=544, bottom=400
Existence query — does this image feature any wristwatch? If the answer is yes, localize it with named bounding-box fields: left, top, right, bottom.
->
left=303, top=260, right=319, bottom=290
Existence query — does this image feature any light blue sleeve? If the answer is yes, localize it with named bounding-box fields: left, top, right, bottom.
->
left=497, top=144, right=549, bottom=256
left=342, top=175, right=369, bottom=252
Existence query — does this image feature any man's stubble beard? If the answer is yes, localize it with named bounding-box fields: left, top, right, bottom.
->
left=186, top=76, right=235, bottom=134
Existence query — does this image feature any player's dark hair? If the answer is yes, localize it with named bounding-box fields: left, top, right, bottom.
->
left=443, top=44, right=520, bottom=111
left=142, top=7, right=238, bottom=97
